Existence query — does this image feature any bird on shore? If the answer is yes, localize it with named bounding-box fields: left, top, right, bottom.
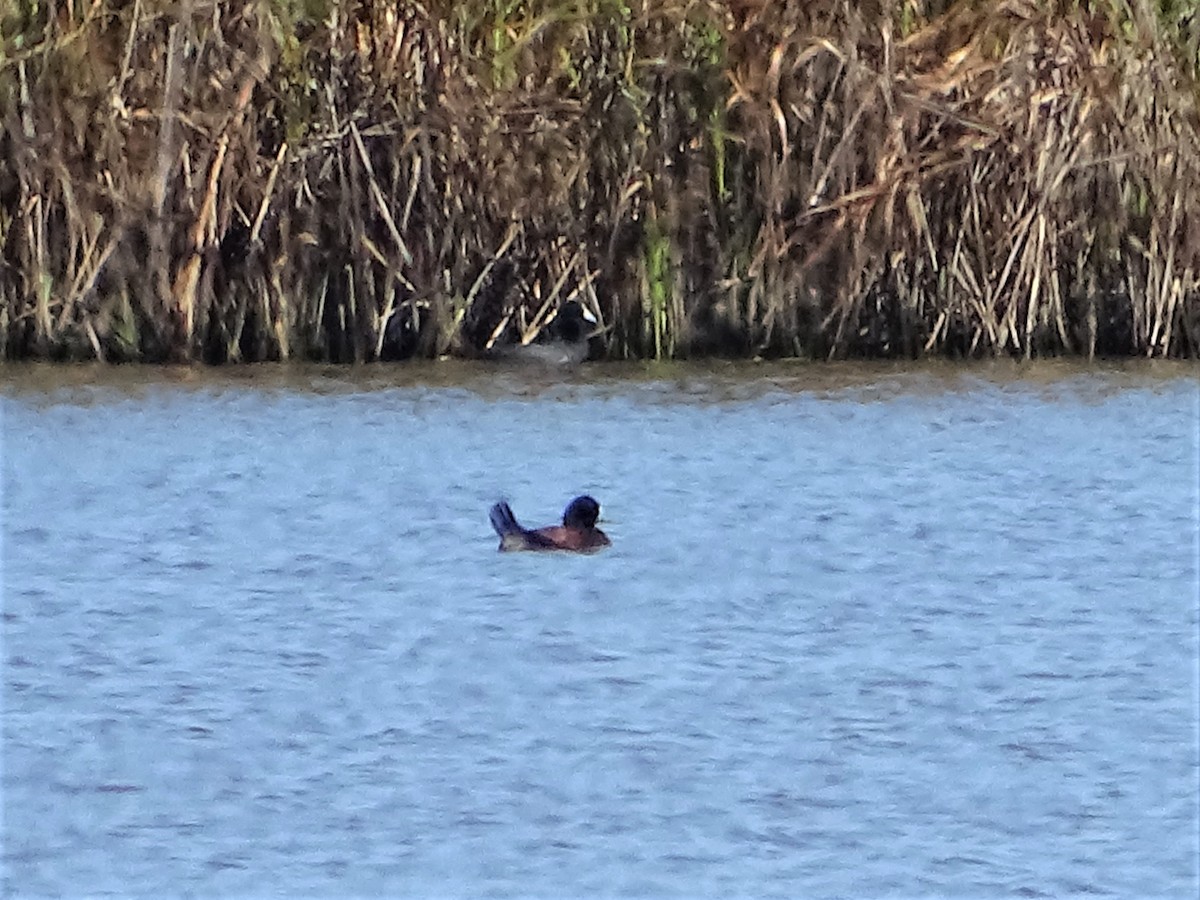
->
left=488, top=495, right=611, bottom=552
left=486, top=300, right=602, bottom=367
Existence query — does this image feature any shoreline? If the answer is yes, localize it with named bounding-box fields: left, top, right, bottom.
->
left=3, top=355, right=1196, bottom=399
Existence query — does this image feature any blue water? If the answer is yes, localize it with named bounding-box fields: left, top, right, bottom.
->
left=3, top=362, right=1198, bottom=897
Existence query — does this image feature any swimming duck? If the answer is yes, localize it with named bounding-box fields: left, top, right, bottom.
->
left=489, top=495, right=611, bottom=552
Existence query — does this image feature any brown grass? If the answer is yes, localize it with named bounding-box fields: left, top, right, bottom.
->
left=1, top=0, right=1197, bottom=362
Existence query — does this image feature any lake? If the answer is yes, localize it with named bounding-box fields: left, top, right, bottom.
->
left=3, top=360, right=1198, bottom=897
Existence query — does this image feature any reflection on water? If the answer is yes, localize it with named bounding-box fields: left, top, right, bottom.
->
left=3, top=361, right=1198, bottom=897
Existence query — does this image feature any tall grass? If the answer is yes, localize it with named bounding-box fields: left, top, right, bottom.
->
left=1, top=0, right=1197, bottom=362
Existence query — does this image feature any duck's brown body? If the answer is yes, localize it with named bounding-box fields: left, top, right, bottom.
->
left=489, top=497, right=610, bottom=553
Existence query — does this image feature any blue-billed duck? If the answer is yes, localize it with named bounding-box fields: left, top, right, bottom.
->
left=489, top=495, right=611, bottom=552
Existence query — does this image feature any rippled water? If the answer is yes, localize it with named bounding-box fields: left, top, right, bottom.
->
left=3, top=361, right=1198, bottom=898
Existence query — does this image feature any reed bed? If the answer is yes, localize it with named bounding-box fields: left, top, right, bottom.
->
left=2, top=0, right=1198, bottom=362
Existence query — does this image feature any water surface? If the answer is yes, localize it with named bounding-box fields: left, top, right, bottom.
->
left=4, top=360, right=1198, bottom=897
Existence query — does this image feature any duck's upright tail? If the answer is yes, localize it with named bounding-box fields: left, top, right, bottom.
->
left=489, top=501, right=521, bottom=537
left=490, top=500, right=543, bottom=551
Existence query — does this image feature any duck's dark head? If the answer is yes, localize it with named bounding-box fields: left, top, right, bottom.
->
left=552, top=300, right=599, bottom=344
left=562, top=495, right=602, bottom=529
